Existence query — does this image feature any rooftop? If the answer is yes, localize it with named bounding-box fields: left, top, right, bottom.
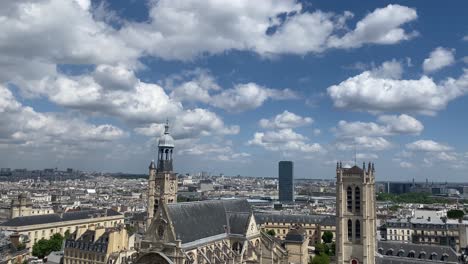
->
left=1, top=209, right=121, bottom=227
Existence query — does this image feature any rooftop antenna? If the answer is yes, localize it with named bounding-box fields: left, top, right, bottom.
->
left=353, top=142, right=357, bottom=166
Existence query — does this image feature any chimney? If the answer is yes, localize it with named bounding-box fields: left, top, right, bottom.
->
left=10, top=233, right=21, bottom=247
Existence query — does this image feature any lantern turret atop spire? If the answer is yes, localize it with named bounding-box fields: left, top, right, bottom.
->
left=157, top=120, right=174, bottom=172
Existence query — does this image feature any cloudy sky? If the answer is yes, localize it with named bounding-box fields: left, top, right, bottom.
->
left=1, top=0, right=467, bottom=181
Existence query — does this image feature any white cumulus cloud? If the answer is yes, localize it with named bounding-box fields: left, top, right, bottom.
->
left=328, top=61, right=468, bottom=115
left=422, top=47, right=455, bottom=73
left=259, top=111, right=313, bottom=129
left=0, top=85, right=126, bottom=147
left=248, top=129, right=323, bottom=153
left=119, top=2, right=417, bottom=60
left=327, top=4, right=418, bottom=49
left=334, top=114, right=423, bottom=138
left=406, top=140, right=452, bottom=152
left=211, top=83, right=297, bottom=112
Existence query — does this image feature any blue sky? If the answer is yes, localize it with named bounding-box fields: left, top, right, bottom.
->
left=0, top=0, right=467, bottom=181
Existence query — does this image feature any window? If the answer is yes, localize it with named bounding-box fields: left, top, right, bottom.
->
left=355, top=220, right=361, bottom=240
left=347, top=219, right=352, bottom=241
left=347, top=187, right=352, bottom=212
left=355, top=187, right=361, bottom=213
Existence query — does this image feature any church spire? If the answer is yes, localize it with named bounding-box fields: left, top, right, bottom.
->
left=157, top=120, right=174, bottom=172
left=164, top=118, right=169, bottom=134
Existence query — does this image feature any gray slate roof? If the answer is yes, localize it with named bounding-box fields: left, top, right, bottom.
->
left=254, top=213, right=335, bottom=226
left=285, top=226, right=306, bottom=243
left=130, top=211, right=146, bottom=222
left=1, top=209, right=121, bottom=227
left=227, top=213, right=250, bottom=235
left=344, top=165, right=363, bottom=175
left=166, top=199, right=251, bottom=244
left=377, top=241, right=458, bottom=263
left=376, top=255, right=458, bottom=264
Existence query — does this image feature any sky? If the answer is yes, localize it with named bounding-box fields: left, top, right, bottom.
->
left=0, top=0, right=467, bottom=181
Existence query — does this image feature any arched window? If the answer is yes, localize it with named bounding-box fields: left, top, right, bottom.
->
left=355, top=220, right=361, bottom=240
left=232, top=242, right=242, bottom=254
left=347, top=187, right=352, bottom=212
left=347, top=219, right=352, bottom=241
left=355, top=187, right=361, bottom=213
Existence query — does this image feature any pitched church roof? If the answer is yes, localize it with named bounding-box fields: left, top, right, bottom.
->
left=344, top=165, right=363, bottom=175
left=227, top=212, right=250, bottom=235
left=166, top=199, right=251, bottom=244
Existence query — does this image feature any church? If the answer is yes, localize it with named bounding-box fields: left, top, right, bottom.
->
left=135, top=122, right=302, bottom=264
left=135, top=122, right=460, bottom=264
left=335, top=163, right=459, bottom=264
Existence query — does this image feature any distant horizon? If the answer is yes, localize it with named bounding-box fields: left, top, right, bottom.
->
left=3, top=166, right=468, bottom=185
left=1, top=1, right=468, bottom=181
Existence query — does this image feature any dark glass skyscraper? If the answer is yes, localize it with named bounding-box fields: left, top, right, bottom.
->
left=278, top=161, right=294, bottom=202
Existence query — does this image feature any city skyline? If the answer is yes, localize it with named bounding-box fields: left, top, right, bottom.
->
left=0, top=1, right=468, bottom=181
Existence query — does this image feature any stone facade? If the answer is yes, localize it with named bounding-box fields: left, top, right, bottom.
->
left=284, top=225, right=309, bottom=264
left=255, top=213, right=335, bottom=245
left=63, top=225, right=135, bottom=264
left=147, top=121, right=178, bottom=227
left=0, top=209, right=124, bottom=251
left=10, top=193, right=32, bottom=219
left=336, top=163, right=376, bottom=264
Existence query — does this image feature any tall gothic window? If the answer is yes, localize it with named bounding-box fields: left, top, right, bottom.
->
left=355, top=220, right=361, bottom=240
left=347, top=187, right=352, bottom=212
left=347, top=219, right=352, bottom=241
left=355, top=187, right=361, bottom=213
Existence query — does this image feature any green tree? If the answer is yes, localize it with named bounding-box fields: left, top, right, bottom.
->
left=32, top=233, right=64, bottom=259
left=310, top=253, right=330, bottom=264
left=377, top=192, right=457, bottom=204
left=266, top=229, right=276, bottom=236
left=32, top=239, right=49, bottom=258
left=330, top=242, right=336, bottom=256
left=49, top=233, right=64, bottom=251
left=64, top=230, right=71, bottom=239
left=447, top=209, right=464, bottom=219
left=314, top=243, right=325, bottom=255
left=125, top=224, right=136, bottom=235
left=321, top=231, right=333, bottom=243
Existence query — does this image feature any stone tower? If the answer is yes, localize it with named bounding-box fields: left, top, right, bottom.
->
left=10, top=193, right=32, bottom=219
left=336, top=162, right=376, bottom=264
left=147, top=121, right=177, bottom=225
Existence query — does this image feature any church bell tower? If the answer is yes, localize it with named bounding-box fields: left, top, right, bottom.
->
left=147, top=121, right=178, bottom=226
left=336, top=162, right=376, bottom=264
